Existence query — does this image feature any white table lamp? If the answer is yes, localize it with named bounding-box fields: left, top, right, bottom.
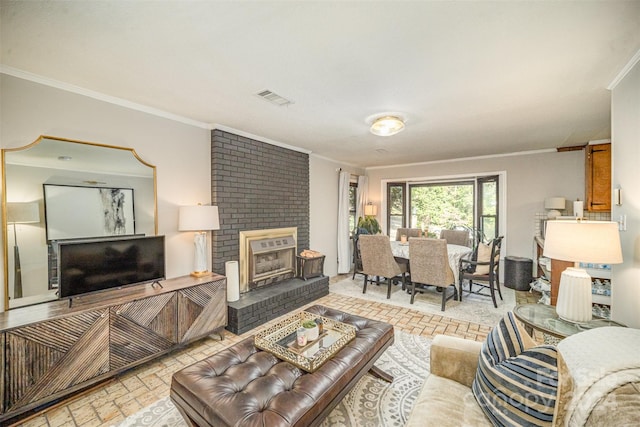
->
left=544, top=197, right=566, bottom=219
left=179, top=205, right=220, bottom=277
left=364, top=202, right=377, bottom=216
left=543, top=220, right=622, bottom=323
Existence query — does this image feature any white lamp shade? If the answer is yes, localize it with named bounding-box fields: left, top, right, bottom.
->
left=7, top=202, right=40, bottom=224
left=544, top=197, right=566, bottom=210
left=179, top=205, right=220, bottom=231
left=364, top=204, right=377, bottom=216
left=543, top=220, right=623, bottom=264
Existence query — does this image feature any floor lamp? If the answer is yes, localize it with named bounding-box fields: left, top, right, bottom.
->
left=179, top=205, right=220, bottom=277
left=543, top=220, right=622, bottom=323
left=7, top=202, right=40, bottom=299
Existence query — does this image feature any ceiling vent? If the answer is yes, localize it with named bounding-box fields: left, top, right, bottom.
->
left=256, top=89, right=294, bottom=106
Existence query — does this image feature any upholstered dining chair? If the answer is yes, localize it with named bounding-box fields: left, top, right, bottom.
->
left=359, top=235, right=408, bottom=299
left=458, top=236, right=504, bottom=308
left=395, top=228, right=422, bottom=241
left=408, top=238, right=458, bottom=311
left=393, top=228, right=420, bottom=277
left=439, top=229, right=471, bottom=247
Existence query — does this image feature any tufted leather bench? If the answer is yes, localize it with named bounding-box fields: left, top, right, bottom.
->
left=170, top=305, right=394, bottom=427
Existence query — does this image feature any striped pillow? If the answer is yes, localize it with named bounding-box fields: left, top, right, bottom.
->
left=472, top=312, right=558, bottom=426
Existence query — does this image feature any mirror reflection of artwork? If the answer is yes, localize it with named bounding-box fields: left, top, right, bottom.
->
left=44, top=184, right=135, bottom=241
left=3, top=136, right=156, bottom=310
left=100, top=188, right=128, bottom=235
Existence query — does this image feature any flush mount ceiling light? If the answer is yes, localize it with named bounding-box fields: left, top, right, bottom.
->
left=366, top=113, right=406, bottom=136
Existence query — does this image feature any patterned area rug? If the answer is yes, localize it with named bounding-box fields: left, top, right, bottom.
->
left=118, top=331, right=431, bottom=427
left=331, top=276, right=515, bottom=327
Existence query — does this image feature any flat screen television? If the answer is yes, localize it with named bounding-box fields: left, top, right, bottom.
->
left=57, top=235, right=165, bottom=299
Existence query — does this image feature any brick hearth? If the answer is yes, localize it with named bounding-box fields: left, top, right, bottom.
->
left=227, top=276, right=329, bottom=335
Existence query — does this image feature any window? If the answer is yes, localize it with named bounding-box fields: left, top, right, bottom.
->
left=409, top=181, right=474, bottom=238
left=387, top=183, right=406, bottom=238
left=349, top=182, right=357, bottom=233
left=477, top=175, right=499, bottom=241
left=386, top=175, right=500, bottom=246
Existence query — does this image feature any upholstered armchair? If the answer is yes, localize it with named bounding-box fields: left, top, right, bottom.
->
left=359, top=235, right=407, bottom=299
left=408, top=238, right=457, bottom=311
left=406, top=313, right=640, bottom=427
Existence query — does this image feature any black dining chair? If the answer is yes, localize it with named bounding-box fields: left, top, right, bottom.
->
left=458, top=236, right=504, bottom=308
left=352, top=234, right=364, bottom=280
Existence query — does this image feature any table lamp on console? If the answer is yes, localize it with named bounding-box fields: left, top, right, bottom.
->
left=179, top=204, right=220, bottom=277
left=364, top=202, right=377, bottom=217
left=544, top=197, right=566, bottom=219
left=543, top=220, right=622, bottom=323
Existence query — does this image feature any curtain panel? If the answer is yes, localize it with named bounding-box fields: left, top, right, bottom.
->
left=337, top=171, right=352, bottom=274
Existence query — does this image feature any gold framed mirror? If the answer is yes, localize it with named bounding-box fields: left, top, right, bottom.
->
left=2, top=135, right=157, bottom=310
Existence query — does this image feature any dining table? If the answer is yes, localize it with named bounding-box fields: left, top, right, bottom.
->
left=390, top=240, right=473, bottom=285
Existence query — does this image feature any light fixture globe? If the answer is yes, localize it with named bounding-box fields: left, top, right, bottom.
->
left=366, top=113, right=406, bottom=136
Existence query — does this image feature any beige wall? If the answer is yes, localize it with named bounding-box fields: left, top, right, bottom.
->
left=611, top=58, right=640, bottom=328
left=1, top=74, right=211, bottom=309
left=4, top=69, right=629, bottom=321
left=365, top=150, right=585, bottom=262
left=309, top=155, right=364, bottom=277
left=0, top=73, right=362, bottom=310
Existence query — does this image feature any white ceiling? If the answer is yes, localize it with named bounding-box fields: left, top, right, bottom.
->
left=2, top=1, right=639, bottom=168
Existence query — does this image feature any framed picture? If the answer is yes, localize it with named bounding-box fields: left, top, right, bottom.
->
left=43, top=184, right=135, bottom=241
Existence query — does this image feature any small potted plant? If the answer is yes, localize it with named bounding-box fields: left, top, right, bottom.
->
left=302, top=320, right=319, bottom=341
left=356, top=216, right=381, bottom=235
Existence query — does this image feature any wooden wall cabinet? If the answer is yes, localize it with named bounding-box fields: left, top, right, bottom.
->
left=0, top=275, right=226, bottom=423
left=585, top=143, right=611, bottom=212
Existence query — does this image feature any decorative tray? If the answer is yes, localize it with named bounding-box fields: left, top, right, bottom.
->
left=254, top=311, right=356, bottom=372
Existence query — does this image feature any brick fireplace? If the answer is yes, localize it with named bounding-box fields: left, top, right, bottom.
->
left=210, top=130, right=310, bottom=275
left=239, top=227, right=297, bottom=293
left=211, top=131, right=327, bottom=335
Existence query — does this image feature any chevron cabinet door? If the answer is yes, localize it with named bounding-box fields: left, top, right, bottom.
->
left=0, top=274, right=227, bottom=423
left=3, top=309, right=109, bottom=413
left=109, top=292, right=178, bottom=370
left=177, top=278, right=227, bottom=343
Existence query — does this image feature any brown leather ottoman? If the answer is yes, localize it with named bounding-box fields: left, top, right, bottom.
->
left=170, top=305, right=394, bottom=427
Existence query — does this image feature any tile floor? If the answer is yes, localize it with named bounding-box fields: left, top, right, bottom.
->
left=13, top=283, right=500, bottom=427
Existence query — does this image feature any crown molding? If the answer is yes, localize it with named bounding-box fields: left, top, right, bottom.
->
left=309, top=152, right=362, bottom=169
left=212, top=124, right=312, bottom=154
left=607, top=49, right=640, bottom=90
left=1, top=65, right=211, bottom=129
left=365, top=148, right=556, bottom=170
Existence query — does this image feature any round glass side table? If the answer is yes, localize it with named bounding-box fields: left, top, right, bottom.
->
left=513, top=303, right=625, bottom=340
